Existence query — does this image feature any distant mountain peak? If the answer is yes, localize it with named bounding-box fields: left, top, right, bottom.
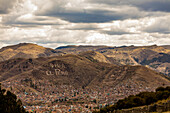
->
left=0, top=43, right=63, bottom=62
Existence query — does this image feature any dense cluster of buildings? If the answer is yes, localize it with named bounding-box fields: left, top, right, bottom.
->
left=1, top=78, right=155, bottom=113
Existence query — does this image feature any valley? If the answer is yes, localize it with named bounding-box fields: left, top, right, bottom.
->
left=0, top=43, right=169, bottom=112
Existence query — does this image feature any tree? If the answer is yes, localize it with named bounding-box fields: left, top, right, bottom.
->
left=0, top=83, right=28, bottom=113
left=156, top=87, right=165, bottom=92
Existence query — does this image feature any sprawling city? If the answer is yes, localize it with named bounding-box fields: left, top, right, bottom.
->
left=0, top=0, right=170, bottom=113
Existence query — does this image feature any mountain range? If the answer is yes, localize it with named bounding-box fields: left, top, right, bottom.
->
left=0, top=43, right=169, bottom=76
left=56, top=45, right=170, bottom=76
left=0, top=43, right=169, bottom=110
left=0, top=43, right=169, bottom=92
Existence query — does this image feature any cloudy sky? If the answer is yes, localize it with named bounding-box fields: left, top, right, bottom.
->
left=0, top=0, right=170, bottom=48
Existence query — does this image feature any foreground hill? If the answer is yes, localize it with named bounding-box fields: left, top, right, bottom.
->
left=96, top=86, right=170, bottom=113
left=0, top=43, right=63, bottom=62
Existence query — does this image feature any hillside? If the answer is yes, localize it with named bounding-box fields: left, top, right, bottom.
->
left=0, top=54, right=169, bottom=88
left=0, top=43, right=63, bottom=62
left=0, top=54, right=104, bottom=87
left=0, top=54, right=169, bottom=107
left=96, top=86, right=170, bottom=113
left=112, top=98, right=170, bottom=113
left=79, top=51, right=111, bottom=64
left=89, top=65, right=170, bottom=90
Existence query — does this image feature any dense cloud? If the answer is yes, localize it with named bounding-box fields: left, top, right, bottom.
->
left=0, top=0, right=169, bottom=48
left=38, top=6, right=145, bottom=23
left=0, top=0, right=22, bottom=14
left=137, top=1, right=170, bottom=12
left=88, top=0, right=170, bottom=12
left=143, top=16, right=170, bottom=34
